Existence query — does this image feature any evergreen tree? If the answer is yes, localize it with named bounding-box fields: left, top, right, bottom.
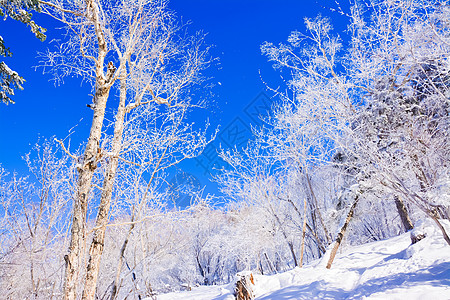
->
left=0, top=0, right=45, bottom=104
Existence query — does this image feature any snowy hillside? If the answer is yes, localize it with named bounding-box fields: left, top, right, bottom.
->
left=154, top=220, right=450, bottom=300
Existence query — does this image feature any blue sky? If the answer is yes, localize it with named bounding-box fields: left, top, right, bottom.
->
left=0, top=0, right=349, bottom=197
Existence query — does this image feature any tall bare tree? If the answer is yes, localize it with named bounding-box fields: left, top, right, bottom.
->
left=39, top=0, right=210, bottom=298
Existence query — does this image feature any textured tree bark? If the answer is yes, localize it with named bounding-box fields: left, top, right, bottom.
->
left=235, top=273, right=255, bottom=300
left=83, top=72, right=127, bottom=300
left=326, top=196, right=359, bottom=269
left=394, top=195, right=413, bottom=231
left=64, top=88, right=110, bottom=300
left=64, top=1, right=112, bottom=299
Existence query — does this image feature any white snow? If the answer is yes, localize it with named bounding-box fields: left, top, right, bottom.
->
left=151, top=219, right=450, bottom=300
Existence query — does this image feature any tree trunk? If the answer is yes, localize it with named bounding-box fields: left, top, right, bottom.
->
left=285, top=197, right=326, bottom=254
left=299, top=198, right=308, bottom=267
left=109, top=119, right=170, bottom=299
left=64, top=0, right=114, bottom=300
left=305, top=172, right=331, bottom=244
left=83, top=72, right=127, bottom=300
left=429, top=212, right=450, bottom=246
left=287, top=241, right=298, bottom=268
left=64, top=2, right=112, bottom=298
left=64, top=88, right=110, bottom=300
left=326, top=195, right=359, bottom=269
left=110, top=223, right=134, bottom=300
left=394, top=195, right=413, bottom=231
left=270, top=207, right=298, bottom=267
left=263, top=252, right=275, bottom=274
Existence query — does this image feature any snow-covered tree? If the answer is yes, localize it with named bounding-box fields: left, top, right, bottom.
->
left=347, top=0, right=450, bottom=244
left=38, top=0, right=211, bottom=298
left=226, top=0, right=450, bottom=269
left=0, top=139, right=76, bottom=298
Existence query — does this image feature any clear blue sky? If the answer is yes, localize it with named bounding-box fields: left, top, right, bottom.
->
left=0, top=0, right=349, bottom=197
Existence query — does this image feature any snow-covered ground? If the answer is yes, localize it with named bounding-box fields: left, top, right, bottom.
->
left=153, top=220, right=450, bottom=300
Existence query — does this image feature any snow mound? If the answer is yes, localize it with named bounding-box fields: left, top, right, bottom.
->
left=151, top=220, right=450, bottom=300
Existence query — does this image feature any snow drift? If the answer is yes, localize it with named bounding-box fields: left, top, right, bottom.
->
left=154, top=220, right=450, bottom=299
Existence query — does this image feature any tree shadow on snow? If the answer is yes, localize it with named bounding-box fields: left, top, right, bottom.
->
left=256, top=280, right=349, bottom=300
left=348, top=261, right=450, bottom=299
left=252, top=261, right=450, bottom=299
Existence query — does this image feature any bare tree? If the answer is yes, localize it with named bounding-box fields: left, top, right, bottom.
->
left=39, top=0, right=211, bottom=298
left=347, top=0, right=450, bottom=244
left=0, top=139, right=76, bottom=298
left=260, top=0, right=450, bottom=264
left=217, top=143, right=338, bottom=269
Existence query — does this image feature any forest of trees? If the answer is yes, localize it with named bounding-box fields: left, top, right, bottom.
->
left=0, top=0, right=449, bottom=299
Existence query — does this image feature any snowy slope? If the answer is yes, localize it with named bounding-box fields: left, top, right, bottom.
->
left=152, top=220, right=450, bottom=300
